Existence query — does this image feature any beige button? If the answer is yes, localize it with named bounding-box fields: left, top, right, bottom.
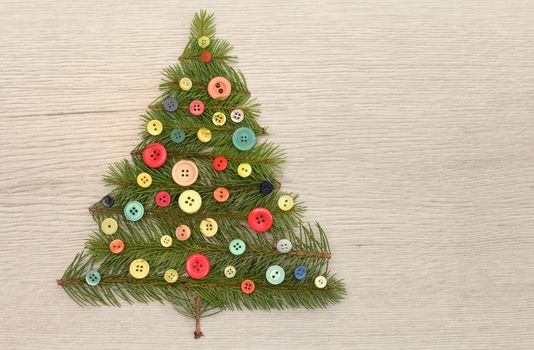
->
left=129, top=259, right=150, bottom=279
left=212, top=112, right=226, bottom=126
left=146, top=119, right=163, bottom=136
left=101, top=218, right=118, bottom=235
left=172, top=160, right=198, bottom=186
left=237, top=163, right=252, bottom=178
left=198, top=36, right=210, bottom=48
left=179, top=77, right=192, bottom=91
left=200, top=218, right=218, bottom=237
left=197, top=127, right=212, bottom=143
left=160, top=234, right=173, bottom=247
left=137, top=172, right=152, bottom=188
left=278, top=195, right=294, bottom=211
left=175, top=225, right=191, bottom=241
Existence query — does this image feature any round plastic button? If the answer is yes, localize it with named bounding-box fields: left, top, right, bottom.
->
left=266, top=265, right=285, bottom=285
left=109, top=239, right=125, bottom=254
left=147, top=119, right=163, bottom=136
left=155, top=191, right=171, bottom=207
left=276, top=239, right=292, bottom=254
left=198, top=36, right=210, bottom=48
left=315, top=275, right=327, bottom=289
left=189, top=100, right=205, bottom=116
left=212, top=112, right=226, bottom=126
left=179, top=77, right=192, bottom=91
left=260, top=181, right=274, bottom=196
left=185, top=254, right=210, bottom=280
left=247, top=207, right=273, bottom=233
left=212, top=156, right=228, bottom=171
left=230, top=109, right=244, bottom=123
left=101, top=218, right=118, bottom=235
left=278, top=195, right=294, bottom=211
left=172, top=160, right=198, bottom=186
left=200, top=218, right=218, bottom=237
left=85, top=270, right=101, bottom=286
left=164, top=269, right=179, bottom=283
left=163, top=96, right=178, bottom=112
left=208, top=77, right=232, bottom=100
left=229, top=239, right=246, bottom=256
left=170, top=128, right=186, bottom=144
left=241, top=279, right=255, bottom=294
left=200, top=51, right=212, bottom=63
left=232, top=127, right=256, bottom=151
left=160, top=234, right=173, bottom=247
left=137, top=172, right=152, bottom=188
left=175, top=224, right=191, bottom=240
left=224, top=265, right=236, bottom=278
left=129, top=258, right=150, bottom=279
left=178, top=190, right=202, bottom=214
left=237, top=163, right=252, bottom=178
left=293, top=266, right=307, bottom=280
left=124, top=201, right=144, bottom=221
left=213, top=187, right=229, bottom=203
left=102, top=195, right=114, bottom=208
left=197, top=127, right=212, bottom=143
left=142, top=142, right=167, bottom=168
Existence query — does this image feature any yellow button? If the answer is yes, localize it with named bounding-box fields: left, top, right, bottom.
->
left=197, top=127, right=212, bottom=143
left=179, top=77, right=192, bottom=91
left=200, top=218, right=218, bottom=237
left=160, top=234, right=173, bottom=247
left=146, top=119, right=163, bottom=136
left=198, top=36, right=210, bottom=48
left=178, top=190, right=202, bottom=214
left=237, top=163, right=252, bottom=178
left=278, top=195, right=294, bottom=211
left=164, top=269, right=179, bottom=283
left=137, top=172, right=152, bottom=188
left=129, top=259, right=150, bottom=279
left=101, top=218, right=118, bottom=235
left=212, top=112, right=226, bottom=126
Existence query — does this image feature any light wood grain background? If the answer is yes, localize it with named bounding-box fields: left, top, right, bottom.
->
left=1, top=0, right=533, bottom=349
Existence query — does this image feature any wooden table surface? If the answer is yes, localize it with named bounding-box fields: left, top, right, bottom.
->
left=1, top=1, right=533, bottom=349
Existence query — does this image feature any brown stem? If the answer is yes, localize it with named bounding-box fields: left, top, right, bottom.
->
left=194, top=294, right=203, bottom=339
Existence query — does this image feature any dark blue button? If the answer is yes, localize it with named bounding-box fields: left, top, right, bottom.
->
left=260, top=181, right=274, bottom=195
left=101, top=195, right=114, bottom=208
left=163, top=96, right=178, bottom=112
left=293, top=266, right=307, bottom=280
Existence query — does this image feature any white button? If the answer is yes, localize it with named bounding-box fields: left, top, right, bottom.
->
left=314, top=275, right=327, bottom=289
left=276, top=239, right=292, bottom=253
left=230, top=109, right=244, bottom=123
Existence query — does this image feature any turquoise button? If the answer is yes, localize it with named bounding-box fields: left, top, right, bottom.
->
left=266, top=265, right=285, bottom=285
left=232, top=127, right=256, bottom=151
left=85, top=270, right=101, bottom=286
left=229, top=239, right=246, bottom=256
left=124, top=201, right=144, bottom=221
left=171, top=128, right=186, bottom=144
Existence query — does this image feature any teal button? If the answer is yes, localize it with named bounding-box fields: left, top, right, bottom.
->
left=229, top=239, right=246, bottom=256
left=124, top=201, right=144, bottom=221
left=171, top=128, right=186, bottom=144
left=266, top=265, right=285, bottom=285
left=232, top=127, right=256, bottom=151
left=85, top=270, right=101, bottom=286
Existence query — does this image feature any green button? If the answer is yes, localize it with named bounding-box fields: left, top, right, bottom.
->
left=124, top=201, right=144, bottom=221
left=171, top=128, right=186, bottom=144
left=85, top=270, right=101, bottom=286
left=266, top=265, right=285, bottom=285
left=229, top=239, right=246, bottom=256
left=232, top=127, right=256, bottom=151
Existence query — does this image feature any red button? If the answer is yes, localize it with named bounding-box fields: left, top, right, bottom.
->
left=185, top=253, right=210, bottom=280
left=247, top=207, right=273, bottom=233
left=189, top=100, right=205, bottom=116
left=155, top=191, right=171, bottom=207
left=142, top=142, right=167, bottom=168
left=200, top=51, right=212, bottom=63
left=241, top=279, right=255, bottom=294
left=212, top=156, right=228, bottom=171
left=109, top=239, right=124, bottom=254
left=214, top=187, right=230, bottom=203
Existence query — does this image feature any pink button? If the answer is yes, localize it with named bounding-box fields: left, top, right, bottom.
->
left=142, top=142, right=167, bottom=168
left=207, top=77, right=232, bottom=100
left=155, top=191, right=171, bottom=207
left=189, top=100, right=205, bottom=116
left=247, top=207, right=273, bottom=233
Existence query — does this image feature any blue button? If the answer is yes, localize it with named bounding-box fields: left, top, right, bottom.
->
left=293, top=266, right=307, bottom=280
left=266, top=265, right=285, bottom=285
left=260, top=181, right=273, bottom=195
left=101, top=195, right=114, bottom=208
left=232, top=127, right=256, bottom=151
left=171, top=128, right=186, bottom=144
left=85, top=270, right=101, bottom=286
left=163, top=96, right=178, bottom=112
left=124, top=201, right=144, bottom=221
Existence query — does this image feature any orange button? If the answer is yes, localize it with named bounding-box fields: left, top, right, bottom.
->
left=175, top=224, right=191, bottom=241
left=213, top=187, right=230, bottom=203
left=109, top=239, right=125, bottom=254
left=241, top=279, right=255, bottom=294
left=207, top=77, right=232, bottom=100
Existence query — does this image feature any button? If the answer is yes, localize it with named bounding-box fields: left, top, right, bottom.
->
left=109, top=239, right=125, bottom=254
left=197, top=127, right=212, bottom=143
left=155, top=191, right=171, bottom=207
left=178, top=190, right=202, bottom=214
left=179, top=77, right=192, bottom=91
left=160, top=234, right=173, bottom=247
left=207, top=77, right=232, bottom=100
left=101, top=218, right=118, bottom=235
left=278, top=195, right=294, bottom=211
left=260, top=181, right=274, bottom=195
left=163, top=96, right=178, bottom=112
left=175, top=224, right=191, bottom=241
left=189, top=100, right=205, bottom=116
left=147, top=119, right=163, bottom=136
left=164, top=269, right=179, bottom=283
left=198, top=36, right=210, bottom=48
left=101, top=195, right=114, bottom=208
left=224, top=265, right=236, bottom=278
left=185, top=253, right=210, bottom=280
left=241, top=279, right=255, bottom=294
left=172, top=160, right=198, bottom=186
left=230, top=109, right=244, bottom=123
left=315, top=275, right=327, bottom=289
left=129, top=258, right=150, bottom=279
left=237, top=163, right=252, bottom=178
left=124, top=201, right=144, bottom=221
left=212, top=112, right=226, bottom=126
left=229, top=239, right=246, bottom=256
left=247, top=207, right=273, bottom=233
left=232, top=127, right=256, bottom=151
left=293, top=266, right=307, bottom=280
left=200, top=51, right=212, bottom=63
left=276, top=239, right=292, bottom=254
left=266, top=265, right=285, bottom=285
left=212, top=155, right=228, bottom=171
left=137, top=172, right=152, bottom=188
left=213, top=187, right=230, bottom=203
left=142, top=142, right=167, bottom=168
left=200, top=218, right=218, bottom=237
left=85, top=270, right=101, bottom=286
left=170, top=128, right=186, bottom=144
